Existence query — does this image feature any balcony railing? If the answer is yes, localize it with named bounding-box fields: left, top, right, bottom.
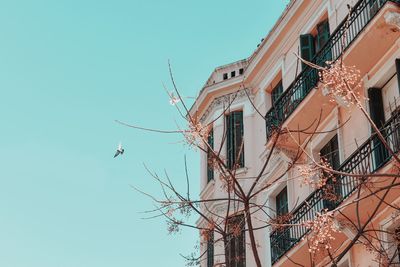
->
left=265, top=0, right=400, bottom=140
left=270, top=110, right=400, bottom=264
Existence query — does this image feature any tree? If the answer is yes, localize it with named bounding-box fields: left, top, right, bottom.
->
left=118, top=6, right=400, bottom=267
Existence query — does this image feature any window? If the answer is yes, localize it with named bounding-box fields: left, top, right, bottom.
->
left=207, top=128, right=214, bottom=183
left=320, top=135, right=341, bottom=210
left=316, top=20, right=330, bottom=54
left=368, top=87, right=390, bottom=169
left=231, top=71, right=236, bottom=78
left=272, top=187, right=291, bottom=260
left=383, top=224, right=400, bottom=266
left=239, top=68, right=244, bottom=75
left=226, top=215, right=245, bottom=267
left=271, top=81, right=284, bottom=124
left=300, top=19, right=331, bottom=69
left=276, top=187, right=288, bottom=217
left=395, top=227, right=400, bottom=265
left=300, top=34, right=316, bottom=70
left=207, top=231, right=214, bottom=267
left=370, top=0, right=385, bottom=16
left=223, top=73, right=228, bottom=80
left=226, top=111, right=244, bottom=169
left=299, top=19, right=331, bottom=97
left=320, top=134, right=340, bottom=170
left=271, top=81, right=283, bottom=106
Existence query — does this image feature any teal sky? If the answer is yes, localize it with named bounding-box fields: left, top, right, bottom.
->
left=0, top=1, right=287, bottom=266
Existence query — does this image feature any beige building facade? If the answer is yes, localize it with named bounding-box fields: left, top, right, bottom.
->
left=190, top=0, right=400, bottom=266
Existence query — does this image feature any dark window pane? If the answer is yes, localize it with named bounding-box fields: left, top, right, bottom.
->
left=207, top=231, right=214, bottom=267
left=271, top=81, right=283, bottom=106
left=316, top=20, right=330, bottom=53
left=276, top=187, right=288, bottom=216
left=320, top=135, right=340, bottom=170
left=316, top=19, right=332, bottom=65
left=226, top=111, right=244, bottom=169
left=207, top=128, right=214, bottom=182
left=226, top=215, right=246, bottom=267
left=300, top=34, right=315, bottom=70
left=320, top=135, right=341, bottom=210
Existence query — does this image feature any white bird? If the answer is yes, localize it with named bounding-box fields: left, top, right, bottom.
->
left=114, top=142, right=124, bottom=158
left=168, top=92, right=181, bottom=106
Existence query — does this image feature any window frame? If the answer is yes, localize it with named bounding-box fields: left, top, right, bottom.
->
left=276, top=187, right=289, bottom=217
left=207, top=127, right=214, bottom=183
left=207, top=231, right=214, bottom=267
left=226, top=214, right=246, bottom=267
left=226, top=111, right=244, bottom=170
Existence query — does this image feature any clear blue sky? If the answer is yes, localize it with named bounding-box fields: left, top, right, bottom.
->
left=0, top=1, right=287, bottom=266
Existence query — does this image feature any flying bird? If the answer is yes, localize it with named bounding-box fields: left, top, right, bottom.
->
left=114, top=142, right=124, bottom=158
left=166, top=91, right=195, bottom=106
left=168, top=92, right=181, bottom=106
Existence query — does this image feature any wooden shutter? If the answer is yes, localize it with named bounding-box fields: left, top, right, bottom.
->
left=235, top=111, right=244, bottom=168
left=316, top=19, right=332, bottom=66
left=226, top=113, right=234, bottom=169
left=369, top=0, right=385, bottom=16
left=368, top=87, right=389, bottom=169
left=226, top=215, right=246, bottom=267
left=316, top=20, right=330, bottom=52
left=207, top=231, right=214, bottom=267
left=272, top=82, right=284, bottom=123
left=226, top=111, right=244, bottom=169
left=271, top=81, right=283, bottom=106
left=368, top=88, right=385, bottom=129
left=300, top=34, right=315, bottom=70
left=207, top=128, right=214, bottom=182
left=320, top=135, right=340, bottom=170
left=276, top=187, right=288, bottom=216
left=320, top=135, right=342, bottom=210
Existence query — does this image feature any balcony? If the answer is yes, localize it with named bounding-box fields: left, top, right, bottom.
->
left=270, top=110, right=400, bottom=265
left=265, top=0, right=400, bottom=141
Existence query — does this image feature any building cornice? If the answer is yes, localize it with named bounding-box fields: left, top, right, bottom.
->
left=199, top=88, right=250, bottom=124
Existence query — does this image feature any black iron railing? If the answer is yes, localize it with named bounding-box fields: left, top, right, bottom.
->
left=270, top=110, right=400, bottom=264
left=265, top=0, right=400, bottom=140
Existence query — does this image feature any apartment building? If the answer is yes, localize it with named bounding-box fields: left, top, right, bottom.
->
left=189, top=0, right=400, bottom=266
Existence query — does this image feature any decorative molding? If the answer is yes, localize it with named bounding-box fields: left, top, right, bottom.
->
left=258, top=152, right=289, bottom=191
left=200, top=88, right=251, bottom=123
left=384, top=11, right=400, bottom=31
left=274, top=146, right=298, bottom=162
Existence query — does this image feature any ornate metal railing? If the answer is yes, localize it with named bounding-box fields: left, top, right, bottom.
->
left=270, top=110, right=400, bottom=264
left=265, top=0, right=400, bottom=140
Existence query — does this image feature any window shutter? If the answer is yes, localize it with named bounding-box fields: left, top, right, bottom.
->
left=316, top=20, right=330, bottom=52
left=368, top=87, right=389, bottom=169
left=272, top=82, right=284, bottom=124
left=320, top=135, right=342, bottom=210
left=369, top=0, right=385, bottom=16
left=271, top=81, right=283, bottom=106
left=226, top=215, right=246, bottom=267
left=300, top=34, right=315, bottom=70
left=226, top=111, right=244, bottom=169
left=207, top=128, right=214, bottom=182
left=368, top=88, right=385, bottom=129
left=316, top=20, right=332, bottom=66
left=320, top=135, right=340, bottom=170
left=276, top=187, right=288, bottom=216
left=207, top=232, right=214, bottom=267
left=226, top=114, right=234, bottom=169
left=234, top=111, right=244, bottom=169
